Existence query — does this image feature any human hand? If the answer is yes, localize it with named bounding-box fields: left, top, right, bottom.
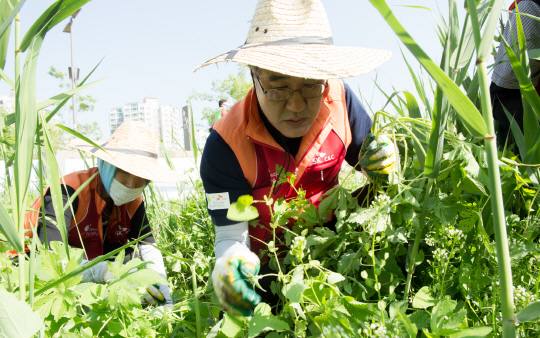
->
left=142, top=283, right=173, bottom=307
left=212, top=242, right=261, bottom=316
left=79, top=261, right=115, bottom=284
left=359, top=133, right=397, bottom=178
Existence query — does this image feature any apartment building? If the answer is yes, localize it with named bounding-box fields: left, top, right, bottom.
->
left=109, top=97, right=182, bottom=153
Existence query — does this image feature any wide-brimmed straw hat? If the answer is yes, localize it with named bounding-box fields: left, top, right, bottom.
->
left=69, top=121, right=184, bottom=183
left=194, top=0, right=391, bottom=79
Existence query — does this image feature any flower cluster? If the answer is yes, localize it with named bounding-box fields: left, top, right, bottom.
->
left=433, top=248, right=449, bottom=262
left=371, top=194, right=391, bottom=209
left=425, top=234, right=436, bottom=247
left=514, top=285, right=538, bottom=310
left=509, top=238, right=527, bottom=252
left=443, top=226, right=464, bottom=240
left=359, top=318, right=403, bottom=338
left=291, top=236, right=308, bottom=262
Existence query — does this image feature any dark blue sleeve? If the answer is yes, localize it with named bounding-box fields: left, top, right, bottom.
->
left=344, top=83, right=373, bottom=169
left=200, top=129, right=252, bottom=226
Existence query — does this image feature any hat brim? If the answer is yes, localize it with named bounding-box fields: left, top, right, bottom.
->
left=69, top=139, right=185, bottom=183
left=194, top=44, right=391, bottom=79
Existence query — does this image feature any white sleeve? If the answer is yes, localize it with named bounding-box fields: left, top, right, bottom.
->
left=214, top=221, right=249, bottom=258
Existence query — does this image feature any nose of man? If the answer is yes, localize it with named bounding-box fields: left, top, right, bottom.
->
left=285, top=90, right=307, bottom=113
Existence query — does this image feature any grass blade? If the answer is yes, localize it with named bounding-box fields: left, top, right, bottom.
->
left=368, top=0, right=488, bottom=139
left=37, top=78, right=104, bottom=110
left=20, top=0, right=90, bottom=52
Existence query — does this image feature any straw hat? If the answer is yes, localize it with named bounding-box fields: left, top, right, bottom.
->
left=69, top=121, right=184, bottom=183
left=194, top=0, right=391, bottom=79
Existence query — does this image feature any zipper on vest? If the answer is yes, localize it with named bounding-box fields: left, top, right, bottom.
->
left=321, top=170, right=324, bottom=181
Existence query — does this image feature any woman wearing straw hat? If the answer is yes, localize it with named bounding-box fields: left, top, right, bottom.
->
left=24, top=121, right=183, bottom=307
left=196, top=0, right=397, bottom=316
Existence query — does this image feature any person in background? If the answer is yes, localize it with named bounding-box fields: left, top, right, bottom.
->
left=210, top=99, right=229, bottom=131
left=491, top=0, right=540, bottom=147
left=24, top=121, right=184, bottom=308
left=195, top=0, right=396, bottom=316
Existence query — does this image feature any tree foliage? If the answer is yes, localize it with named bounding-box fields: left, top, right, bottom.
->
left=192, top=65, right=253, bottom=127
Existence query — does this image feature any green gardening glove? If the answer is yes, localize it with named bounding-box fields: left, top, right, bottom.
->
left=359, top=133, right=397, bottom=178
left=212, top=242, right=261, bottom=316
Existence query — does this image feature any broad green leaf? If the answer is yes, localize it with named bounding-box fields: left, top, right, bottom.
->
left=227, top=201, right=259, bottom=222
left=282, top=281, right=308, bottom=302
left=34, top=232, right=152, bottom=297
left=247, top=312, right=290, bottom=338
left=516, top=301, right=540, bottom=322
left=0, top=0, right=16, bottom=71
left=221, top=313, right=244, bottom=338
left=369, top=0, right=487, bottom=140
left=397, top=309, right=418, bottom=338
left=0, top=0, right=24, bottom=44
left=412, top=286, right=437, bottom=309
left=447, top=326, right=492, bottom=338
left=107, top=282, right=141, bottom=309
left=237, top=194, right=254, bottom=207
left=431, top=300, right=457, bottom=335
left=0, top=289, right=43, bottom=338
left=327, top=272, right=345, bottom=284
left=438, top=309, right=466, bottom=336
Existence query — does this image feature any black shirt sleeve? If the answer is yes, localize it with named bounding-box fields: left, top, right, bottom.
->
left=200, top=129, right=252, bottom=226
left=343, top=83, right=373, bottom=170
left=37, top=185, right=79, bottom=246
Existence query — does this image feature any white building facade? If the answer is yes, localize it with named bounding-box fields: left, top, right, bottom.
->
left=109, top=97, right=182, bottom=154
left=0, top=90, right=15, bottom=114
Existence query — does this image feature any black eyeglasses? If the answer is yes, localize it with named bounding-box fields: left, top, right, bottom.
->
left=254, top=74, right=328, bottom=102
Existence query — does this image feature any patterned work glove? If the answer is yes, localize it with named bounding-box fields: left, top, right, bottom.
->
left=212, top=242, right=261, bottom=316
left=142, top=283, right=173, bottom=308
left=359, top=133, right=397, bottom=178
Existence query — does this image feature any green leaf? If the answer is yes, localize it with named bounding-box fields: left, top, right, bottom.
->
left=282, top=282, right=308, bottom=303
left=247, top=311, right=290, bottom=338
left=34, top=233, right=152, bottom=297
left=0, top=289, right=43, bottom=338
left=221, top=313, right=244, bottom=338
left=327, top=272, right=345, bottom=284
left=107, top=282, right=141, bottom=309
left=369, top=0, right=487, bottom=140
left=431, top=300, right=457, bottom=335
left=415, top=250, right=424, bottom=265
left=516, top=301, right=540, bottom=323
left=447, top=326, right=492, bottom=338
left=39, top=112, right=70, bottom=259
left=20, top=0, right=91, bottom=53
left=397, top=309, right=418, bottom=338
left=412, top=286, right=437, bottom=309
left=37, top=78, right=104, bottom=110
left=0, top=201, right=22, bottom=252
left=227, top=201, right=259, bottom=222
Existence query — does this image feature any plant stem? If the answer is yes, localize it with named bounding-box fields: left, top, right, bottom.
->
left=14, top=10, right=25, bottom=301
left=403, top=178, right=433, bottom=300
left=191, top=264, right=201, bottom=338
left=477, top=58, right=516, bottom=337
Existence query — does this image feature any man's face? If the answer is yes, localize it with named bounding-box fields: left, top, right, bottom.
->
left=253, top=68, right=325, bottom=138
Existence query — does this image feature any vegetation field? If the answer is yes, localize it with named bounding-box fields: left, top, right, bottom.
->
left=0, top=0, right=539, bottom=338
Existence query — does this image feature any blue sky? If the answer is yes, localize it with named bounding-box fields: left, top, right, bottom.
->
left=0, top=0, right=510, bottom=140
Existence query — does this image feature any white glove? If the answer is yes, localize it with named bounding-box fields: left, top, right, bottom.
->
left=79, top=261, right=115, bottom=284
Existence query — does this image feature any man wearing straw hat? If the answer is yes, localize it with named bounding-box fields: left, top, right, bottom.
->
left=195, top=0, right=396, bottom=316
left=24, top=121, right=183, bottom=308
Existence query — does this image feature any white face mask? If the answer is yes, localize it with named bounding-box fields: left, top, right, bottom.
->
left=109, top=178, right=145, bottom=206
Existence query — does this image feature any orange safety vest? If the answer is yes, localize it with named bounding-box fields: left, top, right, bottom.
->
left=23, top=167, right=142, bottom=260
left=214, top=79, right=352, bottom=255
